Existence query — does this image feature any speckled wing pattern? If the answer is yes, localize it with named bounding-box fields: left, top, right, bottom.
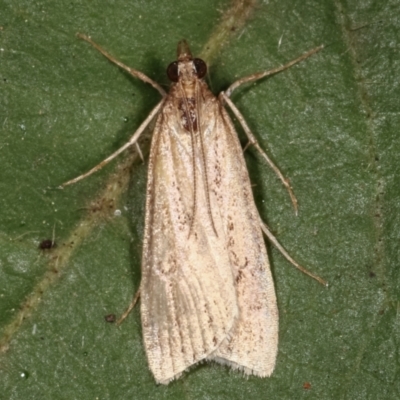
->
left=140, top=79, right=278, bottom=384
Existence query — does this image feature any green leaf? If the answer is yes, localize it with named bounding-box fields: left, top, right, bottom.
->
left=1, top=0, right=399, bottom=399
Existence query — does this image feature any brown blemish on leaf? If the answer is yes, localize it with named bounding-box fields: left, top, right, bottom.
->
left=199, top=0, right=258, bottom=64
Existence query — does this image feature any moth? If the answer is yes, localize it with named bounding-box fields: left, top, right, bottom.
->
left=62, top=35, right=325, bottom=384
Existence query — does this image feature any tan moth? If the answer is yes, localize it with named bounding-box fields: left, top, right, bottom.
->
left=62, top=35, right=325, bottom=384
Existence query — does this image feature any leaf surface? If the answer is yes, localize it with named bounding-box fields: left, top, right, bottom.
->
left=1, top=0, right=399, bottom=399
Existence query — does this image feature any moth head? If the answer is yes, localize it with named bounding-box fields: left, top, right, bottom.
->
left=167, top=40, right=207, bottom=84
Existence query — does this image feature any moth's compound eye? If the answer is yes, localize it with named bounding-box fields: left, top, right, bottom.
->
left=167, top=61, right=179, bottom=82
left=193, top=58, right=207, bottom=78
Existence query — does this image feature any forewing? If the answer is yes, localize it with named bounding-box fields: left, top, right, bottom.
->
left=140, top=93, right=239, bottom=384
left=203, top=100, right=279, bottom=377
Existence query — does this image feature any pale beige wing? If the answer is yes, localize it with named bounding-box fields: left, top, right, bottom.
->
left=203, top=98, right=278, bottom=377
left=140, top=92, right=239, bottom=385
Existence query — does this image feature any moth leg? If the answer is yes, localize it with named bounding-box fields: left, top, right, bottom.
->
left=116, top=288, right=141, bottom=326
left=77, top=33, right=167, bottom=97
left=135, top=143, right=144, bottom=163
left=59, top=99, right=165, bottom=188
left=224, top=45, right=324, bottom=98
left=220, top=92, right=298, bottom=214
left=260, top=219, right=327, bottom=286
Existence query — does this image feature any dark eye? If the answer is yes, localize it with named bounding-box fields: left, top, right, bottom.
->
left=167, top=61, right=179, bottom=82
left=193, top=58, right=207, bottom=78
